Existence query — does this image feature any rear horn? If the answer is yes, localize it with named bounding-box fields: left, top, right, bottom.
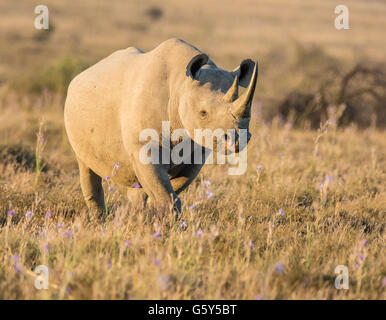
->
left=223, top=75, right=239, bottom=102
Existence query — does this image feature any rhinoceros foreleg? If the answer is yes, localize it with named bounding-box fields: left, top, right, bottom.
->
left=132, top=160, right=181, bottom=214
left=170, top=163, right=204, bottom=194
left=77, top=158, right=105, bottom=213
left=127, top=188, right=148, bottom=209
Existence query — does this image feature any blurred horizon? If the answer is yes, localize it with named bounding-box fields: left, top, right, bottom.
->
left=1, top=0, right=385, bottom=71
left=1, top=0, right=386, bottom=128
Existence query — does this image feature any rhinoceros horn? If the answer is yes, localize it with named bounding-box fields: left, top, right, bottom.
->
left=231, top=62, right=258, bottom=119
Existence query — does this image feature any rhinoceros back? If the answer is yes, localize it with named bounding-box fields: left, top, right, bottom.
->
left=64, top=47, right=145, bottom=182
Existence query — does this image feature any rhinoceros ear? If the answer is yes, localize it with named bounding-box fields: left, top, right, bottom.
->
left=233, top=59, right=257, bottom=88
left=186, top=53, right=209, bottom=79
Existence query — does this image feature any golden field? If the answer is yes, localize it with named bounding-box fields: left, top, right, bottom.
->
left=0, top=0, right=385, bottom=299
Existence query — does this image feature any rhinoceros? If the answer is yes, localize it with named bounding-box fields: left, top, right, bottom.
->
left=64, top=38, right=258, bottom=214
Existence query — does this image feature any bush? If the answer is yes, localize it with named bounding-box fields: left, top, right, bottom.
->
left=277, top=46, right=386, bottom=128
left=145, top=6, right=163, bottom=21
left=13, top=56, right=88, bottom=95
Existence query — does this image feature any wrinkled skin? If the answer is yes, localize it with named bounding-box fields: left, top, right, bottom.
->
left=64, top=38, right=258, bottom=215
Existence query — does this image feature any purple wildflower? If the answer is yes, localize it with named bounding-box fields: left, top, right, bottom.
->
left=188, top=204, right=196, bottom=210
left=196, top=229, right=203, bottom=238
left=153, top=259, right=161, bottom=266
left=107, top=262, right=112, bottom=270
left=45, top=210, right=52, bottom=218
left=56, top=223, right=62, bottom=229
left=280, top=153, right=285, bottom=158
left=248, top=240, right=255, bottom=248
left=105, top=176, right=110, bottom=181
left=359, top=254, right=365, bottom=261
left=179, top=220, right=188, bottom=230
left=382, top=277, right=386, bottom=287
left=206, top=190, right=214, bottom=200
left=124, top=240, right=130, bottom=248
left=278, top=209, right=285, bottom=216
left=63, top=229, right=73, bottom=238
left=114, top=163, right=120, bottom=170
left=8, top=210, right=15, bottom=217
left=13, top=264, right=22, bottom=273
left=108, top=186, right=114, bottom=192
left=275, top=262, right=284, bottom=274
left=153, top=232, right=162, bottom=239
left=12, top=254, right=19, bottom=263
left=203, top=180, right=212, bottom=188
left=44, top=243, right=49, bottom=252
left=132, top=183, right=142, bottom=188
left=40, top=137, right=46, bottom=143
left=361, top=240, right=367, bottom=247
left=254, top=295, right=263, bottom=300
left=41, top=231, right=46, bottom=238
left=257, top=163, right=263, bottom=172
left=25, top=211, right=33, bottom=219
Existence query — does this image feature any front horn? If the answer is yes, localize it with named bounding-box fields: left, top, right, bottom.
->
left=232, top=61, right=258, bottom=118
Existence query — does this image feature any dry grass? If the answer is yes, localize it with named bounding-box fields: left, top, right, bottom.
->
left=0, top=0, right=385, bottom=299
left=0, top=98, right=385, bottom=299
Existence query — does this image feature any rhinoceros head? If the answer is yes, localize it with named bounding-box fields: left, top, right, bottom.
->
left=179, top=53, right=258, bottom=154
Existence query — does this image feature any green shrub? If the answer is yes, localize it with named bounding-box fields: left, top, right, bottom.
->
left=13, top=56, right=88, bottom=94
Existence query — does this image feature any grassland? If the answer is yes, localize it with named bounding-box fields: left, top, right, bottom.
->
left=1, top=99, right=385, bottom=299
left=0, top=0, right=385, bottom=299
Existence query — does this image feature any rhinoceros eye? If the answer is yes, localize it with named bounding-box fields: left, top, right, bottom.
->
left=199, top=110, right=208, bottom=119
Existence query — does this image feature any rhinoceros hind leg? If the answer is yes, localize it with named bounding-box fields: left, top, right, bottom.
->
left=77, top=158, right=105, bottom=213
left=127, top=188, right=148, bottom=210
